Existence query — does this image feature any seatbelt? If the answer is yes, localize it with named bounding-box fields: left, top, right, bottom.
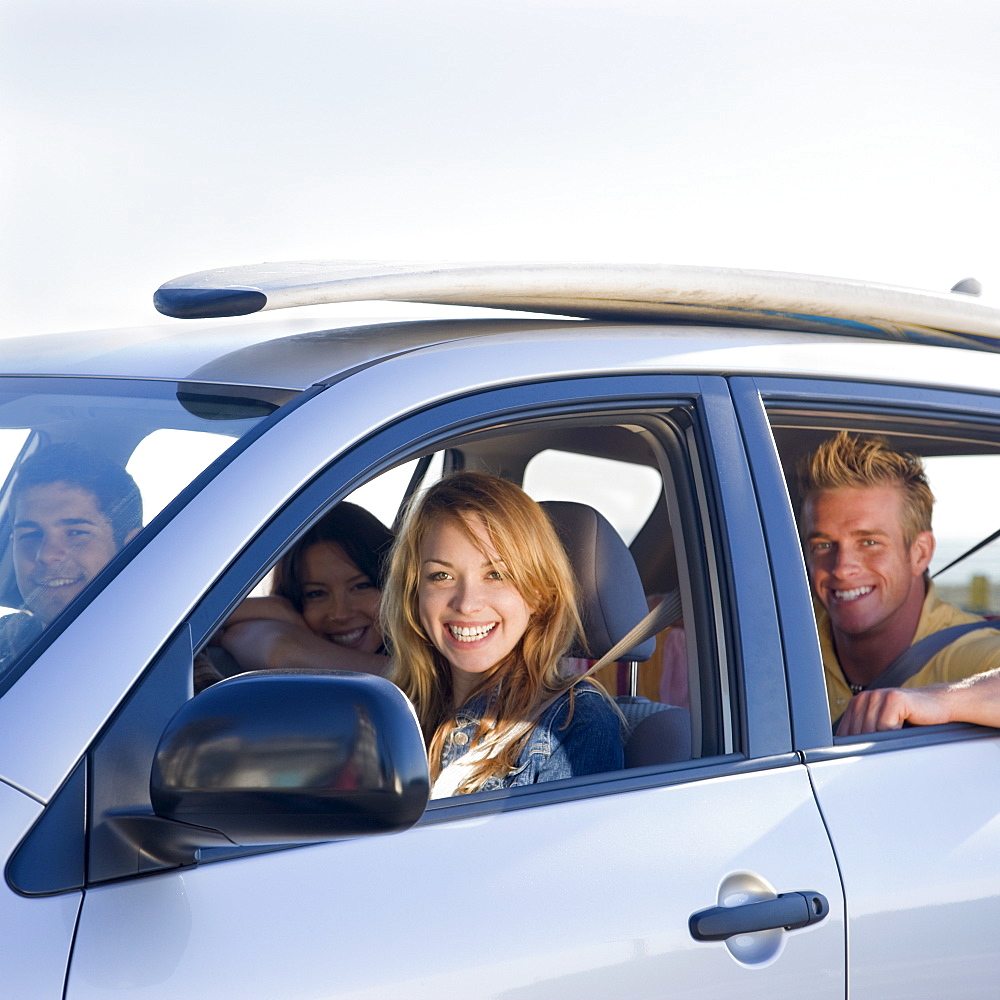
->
left=860, top=619, right=1000, bottom=692
left=931, top=526, right=1000, bottom=579
left=588, top=588, right=683, bottom=675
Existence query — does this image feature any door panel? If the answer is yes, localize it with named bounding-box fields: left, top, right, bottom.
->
left=809, top=737, right=1000, bottom=1000
left=60, top=369, right=846, bottom=995
left=66, top=765, right=844, bottom=999
left=733, top=375, right=1000, bottom=996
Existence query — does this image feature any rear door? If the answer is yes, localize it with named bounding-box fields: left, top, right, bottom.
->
left=735, top=374, right=1000, bottom=999
left=56, top=356, right=846, bottom=998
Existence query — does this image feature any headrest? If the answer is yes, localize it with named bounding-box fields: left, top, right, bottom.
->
left=541, top=501, right=657, bottom=662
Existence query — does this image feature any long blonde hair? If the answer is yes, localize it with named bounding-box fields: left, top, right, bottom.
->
left=381, top=472, right=587, bottom=790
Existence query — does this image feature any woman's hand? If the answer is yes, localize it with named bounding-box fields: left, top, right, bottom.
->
left=223, top=595, right=307, bottom=629
left=219, top=617, right=389, bottom=677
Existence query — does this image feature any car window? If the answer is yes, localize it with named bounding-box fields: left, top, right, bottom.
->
left=125, top=428, right=238, bottom=522
left=0, top=377, right=291, bottom=692
left=198, top=406, right=725, bottom=780
left=766, top=404, right=1000, bottom=727
left=344, top=451, right=446, bottom=528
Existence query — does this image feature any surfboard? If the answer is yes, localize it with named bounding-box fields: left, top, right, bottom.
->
left=153, top=261, right=1000, bottom=351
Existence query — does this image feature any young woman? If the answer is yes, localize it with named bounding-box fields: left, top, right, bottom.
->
left=382, top=472, right=624, bottom=797
left=204, top=502, right=393, bottom=687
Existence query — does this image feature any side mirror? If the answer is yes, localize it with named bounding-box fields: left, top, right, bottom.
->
left=149, top=670, right=429, bottom=853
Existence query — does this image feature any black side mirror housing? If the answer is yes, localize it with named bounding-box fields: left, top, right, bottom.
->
left=149, top=670, right=429, bottom=850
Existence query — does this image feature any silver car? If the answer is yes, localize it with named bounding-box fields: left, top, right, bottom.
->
left=2, top=261, right=999, bottom=998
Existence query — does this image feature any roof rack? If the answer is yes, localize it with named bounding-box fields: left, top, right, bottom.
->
left=154, top=261, right=1000, bottom=351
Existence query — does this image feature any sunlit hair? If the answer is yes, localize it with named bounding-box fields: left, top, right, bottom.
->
left=272, top=501, right=393, bottom=613
left=382, top=471, right=588, bottom=792
left=797, top=430, right=934, bottom=548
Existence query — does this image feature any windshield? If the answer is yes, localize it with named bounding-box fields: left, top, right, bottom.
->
left=0, top=376, right=292, bottom=693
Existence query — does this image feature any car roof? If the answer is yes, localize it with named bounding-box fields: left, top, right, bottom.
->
left=3, top=262, right=999, bottom=391
left=0, top=313, right=576, bottom=389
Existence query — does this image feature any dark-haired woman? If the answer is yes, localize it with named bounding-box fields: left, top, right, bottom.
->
left=208, top=502, right=393, bottom=685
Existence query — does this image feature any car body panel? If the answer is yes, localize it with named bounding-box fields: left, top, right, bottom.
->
left=2, top=262, right=1000, bottom=997
left=808, top=737, right=1000, bottom=1000
left=0, top=781, right=81, bottom=998
left=66, top=764, right=845, bottom=1000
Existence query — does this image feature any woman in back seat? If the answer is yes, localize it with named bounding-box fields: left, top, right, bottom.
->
left=198, top=502, right=393, bottom=690
left=382, top=471, right=623, bottom=797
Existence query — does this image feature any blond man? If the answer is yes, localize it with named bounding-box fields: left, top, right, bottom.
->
left=798, top=431, right=1000, bottom=734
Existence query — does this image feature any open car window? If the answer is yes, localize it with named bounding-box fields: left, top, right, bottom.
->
left=767, top=404, right=1000, bottom=730
left=198, top=401, right=728, bottom=797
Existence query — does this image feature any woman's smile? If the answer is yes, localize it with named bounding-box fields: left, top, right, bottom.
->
left=299, top=541, right=383, bottom=655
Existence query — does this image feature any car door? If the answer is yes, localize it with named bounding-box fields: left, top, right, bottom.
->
left=734, top=374, right=1000, bottom=1000
left=10, top=348, right=846, bottom=998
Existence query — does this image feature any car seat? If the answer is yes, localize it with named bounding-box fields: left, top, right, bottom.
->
left=540, top=500, right=691, bottom=766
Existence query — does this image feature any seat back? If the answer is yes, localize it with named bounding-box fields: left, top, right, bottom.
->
left=540, top=500, right=689, bottom=766
left=540, top=500, right=655, bottom=662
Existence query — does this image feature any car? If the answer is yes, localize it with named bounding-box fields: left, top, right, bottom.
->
left=1, top=260, right=999, bottom=999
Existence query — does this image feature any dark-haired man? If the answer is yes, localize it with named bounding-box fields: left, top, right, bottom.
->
left=798, top=431, right=1000, bottom=734
left=0, top=444, right=143, bottom=675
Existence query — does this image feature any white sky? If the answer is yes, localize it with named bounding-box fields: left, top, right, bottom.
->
left=2, top=0, right=999, bottom=337
left=2, top=0, right=999, bottom=593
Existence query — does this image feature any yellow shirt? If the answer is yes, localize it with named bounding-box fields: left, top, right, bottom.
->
left=820, top=583, right=1000, bottom=721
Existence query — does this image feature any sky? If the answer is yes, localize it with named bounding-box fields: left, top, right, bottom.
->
left=2, top=0, right=999, bottom=599
left=2, top=0, right=1000, bottom=338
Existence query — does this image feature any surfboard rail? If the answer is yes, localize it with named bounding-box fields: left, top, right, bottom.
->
left=153, top=260, right=1000, bottom=352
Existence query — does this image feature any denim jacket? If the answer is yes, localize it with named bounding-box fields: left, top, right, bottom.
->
left=432, top=683, right=624, bottom=797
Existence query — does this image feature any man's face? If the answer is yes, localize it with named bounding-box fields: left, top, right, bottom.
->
left=13, top=481, right=119, bottom=625
left=802, top=484, right=933, bottom=641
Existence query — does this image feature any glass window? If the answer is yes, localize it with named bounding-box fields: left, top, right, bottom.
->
left=522, top=448, right=662, bottom=544
left=0, top=377, right=288, bottom=692
left=126, top=429, right=237, bottom=522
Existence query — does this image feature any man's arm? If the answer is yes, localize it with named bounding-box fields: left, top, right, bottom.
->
left=836, top=668, right=1000, bottom=736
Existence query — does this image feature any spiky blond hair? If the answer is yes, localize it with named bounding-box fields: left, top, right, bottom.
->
left=797, top=430, right=934, bottom=547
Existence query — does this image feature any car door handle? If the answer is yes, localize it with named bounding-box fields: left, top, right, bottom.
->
left=689, top=891, right=830, bottom=941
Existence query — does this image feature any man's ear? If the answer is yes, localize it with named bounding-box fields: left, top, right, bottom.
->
left=123, top=527, right=141, bottom=546
left=910, top=530, right=935, bottom=575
